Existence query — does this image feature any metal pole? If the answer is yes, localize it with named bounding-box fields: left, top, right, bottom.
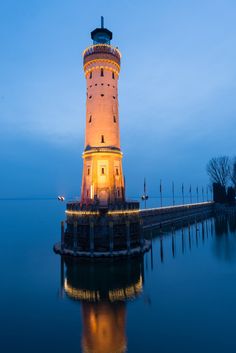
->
left=172, top=181, right=175, bottom=206
left=160, top=179, right=163, bottom=207
left=144, top=178, right=146, bottom=209
left=160, top=236, right=164, bottom=263
left=182, top=183, right=185, bottom=205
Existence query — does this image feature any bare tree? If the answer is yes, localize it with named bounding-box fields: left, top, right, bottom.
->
left=231, top=158, right=236, bottom=188
left=206, top=156, right=231, bottom=187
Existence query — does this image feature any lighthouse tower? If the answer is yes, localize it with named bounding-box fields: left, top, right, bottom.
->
left=54, top=18, right=150, bottom=258
left=81, top=17, right=125, bottom=207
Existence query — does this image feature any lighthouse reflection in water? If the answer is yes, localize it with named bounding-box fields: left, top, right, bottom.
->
left=60, top=256, right=144, bottom=353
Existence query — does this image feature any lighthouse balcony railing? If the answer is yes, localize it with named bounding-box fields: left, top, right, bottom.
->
left=83, top=44, right=121, bottom=63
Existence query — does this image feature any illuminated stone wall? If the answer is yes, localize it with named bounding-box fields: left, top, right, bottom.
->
left=81, top=44, right=125, bottom=206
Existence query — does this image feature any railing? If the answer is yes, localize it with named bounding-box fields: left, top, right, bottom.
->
left=83, top=44, right=121, bottom=65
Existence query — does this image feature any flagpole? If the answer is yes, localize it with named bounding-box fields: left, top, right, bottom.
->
left=160, top=179, right=163, bottom=208
left=172, top=181, right=175, bottom=206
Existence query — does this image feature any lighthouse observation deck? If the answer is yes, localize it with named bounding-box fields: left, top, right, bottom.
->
left=83, top=44, right=121, bottom=67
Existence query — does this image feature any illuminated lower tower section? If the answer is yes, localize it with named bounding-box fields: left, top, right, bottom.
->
left=81, top=18, right=124, bottom=207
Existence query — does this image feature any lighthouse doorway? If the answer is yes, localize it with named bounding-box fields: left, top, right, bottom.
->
left=99, top=189, right=109, bottom=206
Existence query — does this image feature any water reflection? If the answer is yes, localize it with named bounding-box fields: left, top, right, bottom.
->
left=58, top=214, right=236, bottom=353
left=149, top=217, right=214, bottom=263
left=213, top=212, right=236, bottom=262
left=60, top=256, right=144, bottom=353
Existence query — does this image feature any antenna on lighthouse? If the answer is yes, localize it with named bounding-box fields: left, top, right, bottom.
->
left=101, top=16, right=104, bottom=28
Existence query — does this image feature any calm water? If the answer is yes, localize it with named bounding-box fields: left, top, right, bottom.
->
left=1, top=200, right=236, bottom=353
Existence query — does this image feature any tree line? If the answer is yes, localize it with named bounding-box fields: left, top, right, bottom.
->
left=207, top=156, right=236, bottom=204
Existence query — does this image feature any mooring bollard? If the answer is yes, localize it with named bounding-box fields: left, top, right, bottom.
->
left=73, top=221, right=77, bottom=254
left=140, top=219, right=144, bottom=249
left=61, top=221, right=65, bottom=251
left=126, top=220, right=130, bottom=254
left=109, top=221, right=114, bottom=255
left=60, top=256, right=64, bottom=298
left=89, top=220, right=94, bottom=256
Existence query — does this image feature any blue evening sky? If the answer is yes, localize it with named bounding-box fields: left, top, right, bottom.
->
left=0, top=0, right=235, bottom=202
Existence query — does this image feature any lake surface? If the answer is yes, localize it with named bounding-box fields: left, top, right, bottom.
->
left=1, top=200, right=236, bottom=353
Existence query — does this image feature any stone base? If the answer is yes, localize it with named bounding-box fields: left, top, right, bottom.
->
left=53, top=239, right=151, bottom=258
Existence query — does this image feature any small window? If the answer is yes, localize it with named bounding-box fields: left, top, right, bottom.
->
left=113, top=96, right=116, bottom=99
left=113, top=116, right=116, bottom=123
left=87, top=168, right=90, bottom=175
left=101, top=94, right=104, bottom=97
left=101, top=167, right=105, bottom=175
left=108, top=84, right=110, bottom=86
left=101, top=68, right=104, bottom=77
left=89, top=72, right=92, bottom=79
left=116, top=168, right=119, bottom=176
left=101, top=135, right=105, bottom=143
left=89, top=95, right=92, bottom=99
left=95, top=83, right=97, bottom=86
left=101, top=83, right=104, bottom=86
left=89, top=115, right=92, bottom=123
left=112, top=72, right=115, bottom=79
left=90, top=85, right=92, bottom=88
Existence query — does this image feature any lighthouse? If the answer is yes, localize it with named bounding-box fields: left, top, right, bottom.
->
left=81, top=17, right=125, bottom=207
left=54, top=18, right=151, bottom=258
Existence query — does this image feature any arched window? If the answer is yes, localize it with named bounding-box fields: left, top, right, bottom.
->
left=101, top=167, right=105, bottom=175
left=112, top=72, right=115, bottom=79
left=101, top=68, right=104, bottom=77
left=113, top=115, right=116, bottom=123
left=89, top=72, right=92, bottom=79
left=101, top=135, right=105, bottom=143
left=89, top=115, right=92, bottom=123
left=116, top=168, right=119, bottom=176
left=87, top=168, right=90, bottom=175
